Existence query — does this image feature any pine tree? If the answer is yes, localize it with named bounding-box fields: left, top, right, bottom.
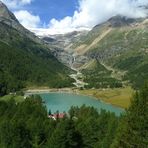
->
left=48, top=119, right=82, bottom=148
left=112, top=83, right=148, bottom=148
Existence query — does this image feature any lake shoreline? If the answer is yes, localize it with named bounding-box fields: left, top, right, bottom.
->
left=25, top=88, right=78, bottom=95
left=25, top=89, right=124, bottom=116
left=24, top=87, right=125, bottom=110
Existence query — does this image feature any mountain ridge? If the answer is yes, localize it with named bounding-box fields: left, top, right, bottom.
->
left=0, top=1, right=74, bottom=96
left=0, top=1, right=18, bottom=21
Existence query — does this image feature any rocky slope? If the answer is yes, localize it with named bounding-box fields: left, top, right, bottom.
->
left=41, top=30, right=89, bottom=68
left=41, top=15, right=148, bottom=89
left=0, top=1, right=43, bottom=44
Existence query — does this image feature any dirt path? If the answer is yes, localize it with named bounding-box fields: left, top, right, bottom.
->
left=69, top=55, right=88, bottom=88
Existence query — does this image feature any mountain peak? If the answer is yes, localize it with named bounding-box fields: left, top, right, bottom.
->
left=107, top=15, right=136, bottom=27
left=0, top=1, right=3, bottom=5
left=0, top=1, right=42, bottom=44
left=0, top=1, right=18, bottom=21
left=93, top=15, right=136, bottom=29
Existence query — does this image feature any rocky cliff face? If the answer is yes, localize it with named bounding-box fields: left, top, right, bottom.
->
left=0, top=1, right=18, bottom=21
left=41, top=30, right=89, bottom=68
left=0, top=1, right=42, bottom=44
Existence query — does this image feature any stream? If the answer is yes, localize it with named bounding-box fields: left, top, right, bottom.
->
left=69, top=54, right=88, bottom=88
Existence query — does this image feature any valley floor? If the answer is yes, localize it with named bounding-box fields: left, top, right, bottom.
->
left=0, top=87, right=133, bottom=109
left=79, top=87, right=134, bottom=109
left=25, top=86, right=133, bottom=109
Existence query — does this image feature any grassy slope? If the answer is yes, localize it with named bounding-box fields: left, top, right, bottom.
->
left=73, top=21, right=147, bottom=108
left=102, top=26, right=148, bottom=88
left=81, top=59, right=122, bottom=88
left=76, top=21, right=148, bottom=89
left=80, top=87, right=134, bottom=108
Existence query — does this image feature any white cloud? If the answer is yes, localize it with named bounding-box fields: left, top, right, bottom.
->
left=30, top=27, right=90, bottom=36
left=14, top=10, right=40, bottom=28
left=1, top=0, right=33, bottom=9
left=1, top=0, right=148, bottom=35
left=42, top=0, right=148, bottom=35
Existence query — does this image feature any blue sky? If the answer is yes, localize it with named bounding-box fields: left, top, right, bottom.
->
left=1, top=0, right=148, bottom=35
left=1, top=0, right=83, bottom=33
left=22, top=0, right=78, bottom=26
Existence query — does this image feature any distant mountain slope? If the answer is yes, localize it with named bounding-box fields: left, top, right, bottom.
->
left=75, top=16, right=148, bottom=88
left=49, top=16, right=147, bottom=89
left=0, top=2, right=74, bottom=96
left=40, top=31, right=89, bottom=67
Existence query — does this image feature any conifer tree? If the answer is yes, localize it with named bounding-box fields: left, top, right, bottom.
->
left=112, top=83, right=148, bottom=148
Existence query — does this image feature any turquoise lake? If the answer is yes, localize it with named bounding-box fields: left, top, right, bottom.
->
left=39, top=93, right=124, bottom=116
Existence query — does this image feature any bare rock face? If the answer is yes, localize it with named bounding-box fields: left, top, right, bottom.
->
left=0, top=1, right=42, bottom=43
left=0, top=1, right=28, bottom=32
left=41, top=31, right=90, bottom=69
left=0, top=1, right=18, bottom=21
left=107, top=15, right=136, bottom=27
